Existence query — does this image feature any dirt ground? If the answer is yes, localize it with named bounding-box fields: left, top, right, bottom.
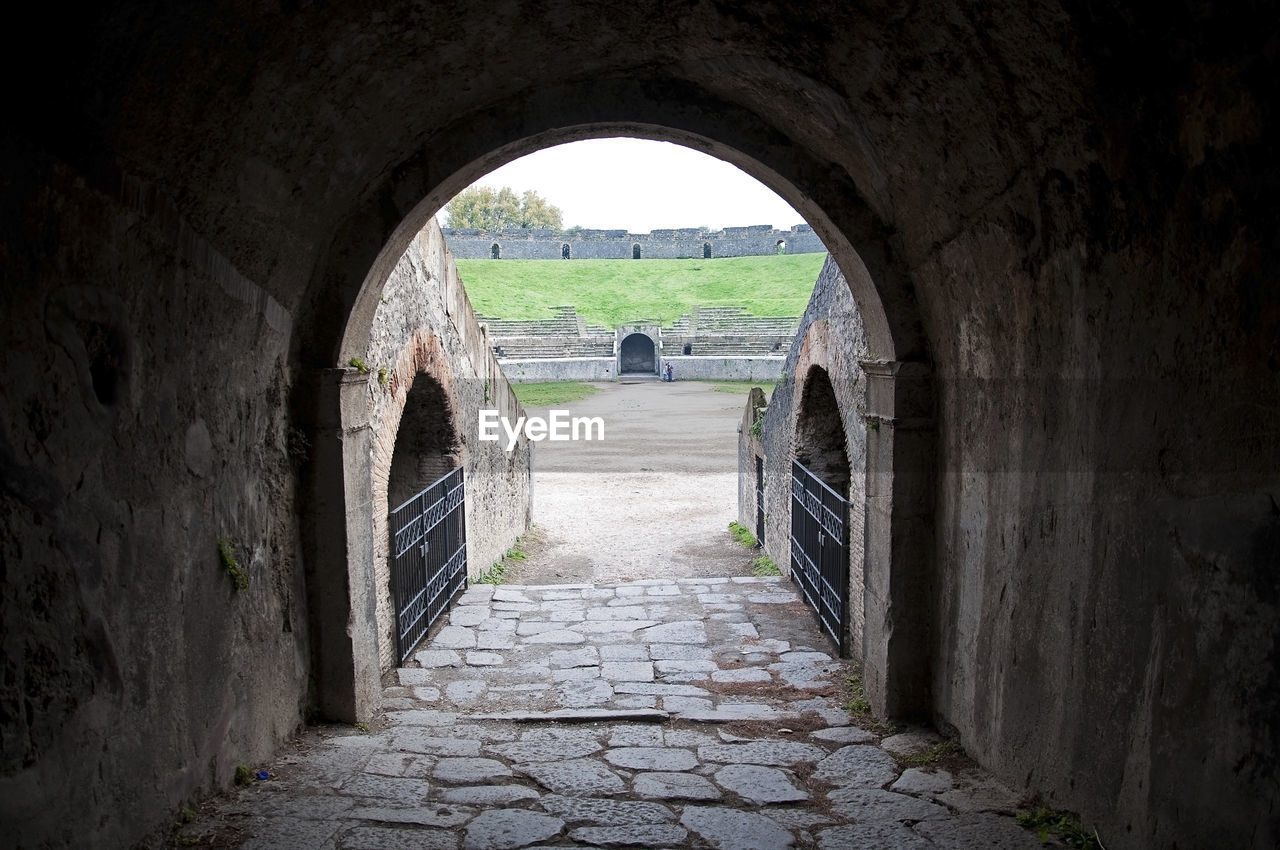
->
left=500, top=379, right=763, bottom=584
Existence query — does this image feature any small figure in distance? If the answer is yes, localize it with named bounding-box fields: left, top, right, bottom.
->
left=663, top=362, right=674, bottom=382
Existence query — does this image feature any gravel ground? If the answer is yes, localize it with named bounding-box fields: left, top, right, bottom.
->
left=501, top=380, right=762, bottom=584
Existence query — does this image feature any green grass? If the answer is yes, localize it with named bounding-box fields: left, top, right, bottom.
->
left=904, top=737, right=965, bottom=766
left=476, top=529, right=534, bottom=585
left=456, top=253, right=826, bottom=328
left=728, top=521, right=757, bottom=547
left=510, top=381, right=600, bottom=406
left=1016, top=807, right=1103, bottom=849
left=751, top=555, right=781, bottom=577
left=699, top=380, right=772, bottom=396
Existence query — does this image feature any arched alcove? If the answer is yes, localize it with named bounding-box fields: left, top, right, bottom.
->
left=794, top=366, right=849, bottom=495
left=619, top=332, right=656, bottom=374
left=387, top=373, right=459, bottom=510
left=703, top=242, right=712, bottom=259
left=491, top=243, right=501, bottom=259
left=632, top=243, right=642, bottom=259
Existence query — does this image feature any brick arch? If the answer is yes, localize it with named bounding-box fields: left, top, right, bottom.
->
left=795, top=365, right=849, bottom=495
left=368, top=330, right=464, bottom=669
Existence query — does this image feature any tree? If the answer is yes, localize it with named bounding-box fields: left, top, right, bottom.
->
left=444, top=185, right=563, bottom=231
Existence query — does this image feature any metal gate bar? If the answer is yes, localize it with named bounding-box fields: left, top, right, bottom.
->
left=790, top=460, right=849, bottom=655
left=755, top=456, right=766, bottom=546
left=389, top=466, right=467, bottom=664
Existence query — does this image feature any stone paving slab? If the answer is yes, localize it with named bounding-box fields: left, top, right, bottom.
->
left=184, top=577, right=1042, bottom=848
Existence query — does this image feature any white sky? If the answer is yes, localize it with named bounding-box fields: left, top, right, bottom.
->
left=454, top=138, right=805, bottom=233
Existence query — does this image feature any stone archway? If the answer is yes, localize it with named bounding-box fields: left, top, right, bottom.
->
left=619, top=332, right=657, bottom=374
left=373, top=337, right=464, bottom=670
left=795, top=366, right=850, bottom=495
left=316, top=116, right=932, bottom=725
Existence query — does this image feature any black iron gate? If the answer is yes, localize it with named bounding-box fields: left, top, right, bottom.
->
left=790, top=460, right=849, bottom=655
left=755, top=456, right=766, bottom=546
left=389, top=466, right=467, bottom=664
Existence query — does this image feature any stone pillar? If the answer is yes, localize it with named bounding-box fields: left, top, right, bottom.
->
left=308, top=368, right=382, bottom=722
left=860, top=359, right=934, bottom=720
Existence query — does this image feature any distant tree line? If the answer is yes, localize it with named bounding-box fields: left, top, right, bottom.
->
left=444, top=186, right=564, bottom=231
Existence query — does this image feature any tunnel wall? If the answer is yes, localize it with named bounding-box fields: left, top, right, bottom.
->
left=0, top=163, right=309, bottom=847
left=3, top=2, right=1277, bottom=847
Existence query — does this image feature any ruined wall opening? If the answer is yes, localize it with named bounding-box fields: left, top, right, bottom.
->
left=776, top=239, right=787, bottom=255
left=388, top=373, right=460, bottom=510
left=619, top=332, right=656, bottom=374
left=794, top=366, right=849, bottom=495
left=491, top=243, right=501, bottom=259
left=632, top=243, right=642, bottom=259
left=703, top=242, right=712, bottom=259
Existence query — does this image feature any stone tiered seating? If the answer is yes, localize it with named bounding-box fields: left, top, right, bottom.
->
left=481, top=305, right=798, bottom=361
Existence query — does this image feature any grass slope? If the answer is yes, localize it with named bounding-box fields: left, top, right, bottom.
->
left=456, top=253, right=826, bottom=327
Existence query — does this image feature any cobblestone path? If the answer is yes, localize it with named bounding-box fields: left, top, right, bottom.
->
left=184, top=578, right=1042, bottom=849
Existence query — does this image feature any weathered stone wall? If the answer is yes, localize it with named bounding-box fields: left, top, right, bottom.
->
left=663, top=356, right=785, bottom=382
left=0, top=166, right=308, bottom=847
left=447, top=224, right=825, bottom=259
left=745, top=257, right=870, bottom=657
left=737, top=387, right=769, bottom=547
left=5, top=3, right=1278, bottom=846
left=500, top=358, right=618, bottom=383
left=364, top=220, right=531, bottom=670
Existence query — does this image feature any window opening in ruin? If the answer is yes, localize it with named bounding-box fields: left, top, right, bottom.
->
left=683, top=343, right=692, bottom=355
left=776, top=239, right=787, bottom=255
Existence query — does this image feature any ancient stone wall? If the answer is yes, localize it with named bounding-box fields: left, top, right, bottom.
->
left=446, top=224, right=825, bottom=260
left=743, top=257, right=870, bottom=658
left=5, top=3, right=1278, bottom=846
left=364, top=220, right=531, bottom=670
left=0, top=166, right=309, bottom=847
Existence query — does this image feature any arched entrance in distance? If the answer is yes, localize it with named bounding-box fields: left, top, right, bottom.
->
left=306, top=105, right=934, bottom=725
left=619, top=332, right=657, bottom=374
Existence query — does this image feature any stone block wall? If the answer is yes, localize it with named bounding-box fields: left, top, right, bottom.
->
left=445, top=224, right=826, bottom=259
left=364, top=220, right=532, bottom=670
left=742, top=256, right=870, bottom=659
left=0, top=167, right=309, bottom=847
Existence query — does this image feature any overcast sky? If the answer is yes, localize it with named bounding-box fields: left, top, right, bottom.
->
left=455, top=138, right=805, bottom=234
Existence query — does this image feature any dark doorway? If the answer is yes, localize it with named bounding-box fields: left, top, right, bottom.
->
left=632, top=243, right=642, bottom=259
left=794, top=366, right=849, bottom=494
left=703, top=243, right=712, bottom=259
left=491, top=243, right=501, bottom=259
left=619, top=333, right=656, bottom=374
left=388, top=374, right=460, bottom=518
